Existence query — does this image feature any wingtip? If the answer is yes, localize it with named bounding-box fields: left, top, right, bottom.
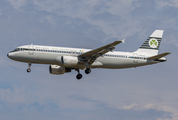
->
left=121, top=39, right=126, bottom=43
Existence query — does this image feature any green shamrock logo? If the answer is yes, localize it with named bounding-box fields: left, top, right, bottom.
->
left=149, top=39, right=158, bottom=48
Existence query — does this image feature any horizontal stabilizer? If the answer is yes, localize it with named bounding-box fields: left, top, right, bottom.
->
left=147, top=52, right=171, bottom=60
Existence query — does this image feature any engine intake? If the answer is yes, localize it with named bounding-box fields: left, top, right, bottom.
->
left=49, top=65, right=71, bottom=75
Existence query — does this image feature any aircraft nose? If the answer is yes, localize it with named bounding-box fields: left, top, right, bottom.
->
left=7, top=52, right=13, bottom=59
left=7, top=53, right=9, bottom=58
left=7, top=52, right=18, bottom=60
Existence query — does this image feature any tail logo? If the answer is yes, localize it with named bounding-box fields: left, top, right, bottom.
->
left=149, top=39, right=158, bottom=48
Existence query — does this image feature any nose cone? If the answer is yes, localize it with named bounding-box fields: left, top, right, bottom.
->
left=7, top=52, right=20, bottom=61
left=7, top=52, right=13, bottom=59
left=7, top=53, right=10, bottom=58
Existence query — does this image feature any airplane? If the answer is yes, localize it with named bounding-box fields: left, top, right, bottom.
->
left=7, top=30, right=170, bottom=80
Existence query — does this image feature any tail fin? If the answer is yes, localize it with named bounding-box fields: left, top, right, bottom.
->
left=135, top=30, right=164, bottom=55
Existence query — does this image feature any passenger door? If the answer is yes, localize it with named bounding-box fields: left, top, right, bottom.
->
left=133, top=53, right=138, bottom=63
left=28, top=45, right=34, bottom=55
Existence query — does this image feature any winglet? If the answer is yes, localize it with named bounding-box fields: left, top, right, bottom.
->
left=121, top=39, right=125, bottom=43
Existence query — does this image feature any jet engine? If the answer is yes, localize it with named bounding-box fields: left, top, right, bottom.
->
left=61, top=56, right=81, bottom=66
left=49, top=65, right=71, bottom=75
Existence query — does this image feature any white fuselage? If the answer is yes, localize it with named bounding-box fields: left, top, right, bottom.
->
left=7, top=45, right=160, bottom=69
left=7, top=30, right=168, bottom=79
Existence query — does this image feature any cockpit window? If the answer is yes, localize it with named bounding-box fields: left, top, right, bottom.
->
left=12, top=48, right=22, bottom=52
left=14, top=48, right=18, bottom=51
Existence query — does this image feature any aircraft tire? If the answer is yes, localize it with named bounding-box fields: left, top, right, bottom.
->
left=27, top=68, right=31, bottom=73
left=85, top=68, right=91, bottom=74
left=76, top=74, right=82, bottom=80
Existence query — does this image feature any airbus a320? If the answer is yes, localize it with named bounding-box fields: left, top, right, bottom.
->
left=7, top=30, right=170, bottom=79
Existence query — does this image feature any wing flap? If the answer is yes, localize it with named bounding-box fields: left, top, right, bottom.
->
left=147, top=52, right=171, bottom=60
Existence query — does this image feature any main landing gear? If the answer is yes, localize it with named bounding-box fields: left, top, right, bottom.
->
left=75, top=68, right=82, bottom=80
left=84, top=62, right=91, bottom=74
left=75, top=68, right=91, bottom=80
left=27, top=62, right=31, bottom=73
left=85, top=68, right=91, bottom=74
left=76, top=74, right=82, bottom=80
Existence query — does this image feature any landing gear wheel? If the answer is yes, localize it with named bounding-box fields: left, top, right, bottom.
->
left=85, top=68, right=91, bottom=74
left=27, top=68, right=31, bottom=73
left=27, top=62, right=32, bottom=73
left=76, top=74, right=82, bottom=80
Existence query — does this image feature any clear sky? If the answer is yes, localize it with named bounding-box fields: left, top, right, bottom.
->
left=1, top=0, right=178, bottom=120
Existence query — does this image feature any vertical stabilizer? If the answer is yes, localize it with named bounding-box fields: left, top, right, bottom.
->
left=135, top=30, right=164, bottom=55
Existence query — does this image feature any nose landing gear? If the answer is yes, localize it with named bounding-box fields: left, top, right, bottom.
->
left=27, top=68, right=31, bottom=73
left=27, top=62, right=31, bottom=73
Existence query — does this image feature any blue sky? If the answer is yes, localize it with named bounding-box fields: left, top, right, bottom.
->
left=1, top=0, right=178, bottom=120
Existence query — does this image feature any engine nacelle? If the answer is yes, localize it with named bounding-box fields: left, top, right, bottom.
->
left=49, top=65, right=71, bottom=75
left=61, top=56, right=79, bottom=66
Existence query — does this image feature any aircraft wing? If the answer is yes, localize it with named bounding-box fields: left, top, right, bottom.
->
left=78, top=39, right=125, bottom=65
left=147, top=52, right=171, bottom=60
